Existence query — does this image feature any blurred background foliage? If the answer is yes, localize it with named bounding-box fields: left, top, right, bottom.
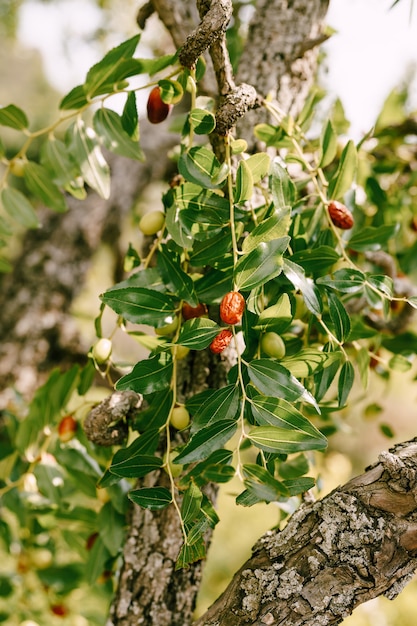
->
left=1, top=0, right=417, bottom=625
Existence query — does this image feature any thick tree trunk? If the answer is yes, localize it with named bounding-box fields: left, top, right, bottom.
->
left=195, top=440, right=417, bottom=625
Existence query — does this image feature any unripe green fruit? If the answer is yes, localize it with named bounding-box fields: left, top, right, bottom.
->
left=9, top=157, right=26, bottom=177
left=261, top=332, right=286, bottom=359
left=139, top=210, right=165, bottom=236
left=294, top=294, right=308, bottom=321
left=155, top=317, right=179, bottom=336
left=170, top=405, right=190, bottom=430
left=163, top=450, right=183, bottom=477
left=92, top=338, right=112, bottom=364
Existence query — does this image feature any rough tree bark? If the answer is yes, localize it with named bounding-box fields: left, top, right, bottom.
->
left=195, top=440, right=417, bottom=626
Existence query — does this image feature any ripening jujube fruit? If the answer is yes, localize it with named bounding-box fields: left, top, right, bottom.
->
left=327, top=200, right=354, bottom=230
left=261, top=332, right=286, bottom=359
left=139, top=210, right=165, bottom=236
left=209, top=329, right=233, bottom=353
left=170, top=405, right=190, bottom=430
left=219, top=291, right=245, bottom=325
left=58, top=415, right=78, bottom=442
left=182, top=302, right=208, bottom=321
left=147, top=86, right=173, bottom=124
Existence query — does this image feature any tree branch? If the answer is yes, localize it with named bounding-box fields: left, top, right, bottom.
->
left=195, top=439, right=417, bottom=625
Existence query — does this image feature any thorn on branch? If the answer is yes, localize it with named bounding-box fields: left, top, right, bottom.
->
left=83, top=390, right=143, bottom=446
left=179, top=0, right=233, bottom=68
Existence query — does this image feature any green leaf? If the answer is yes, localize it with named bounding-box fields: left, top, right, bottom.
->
left=254, top=293, right=293, bottom=334
left=283, top=476, right=316, bottom=495
left=0, top=104, right=28, bottom=129
left=23, top=162, right=67, bottom=212
left=242, top=464, right=288, bottom=502
left=190, top=229, right=232, bottom=265
left=165, top=204, right=194, bottom=249
left=234, top=238, right=289, bottom=290
left=177, top=318, right=221, bottom=349
left=317, top=268, right=366, bottom=293
left=242, top=211, right=290, bottom=254
left=109, top=454, right=162, bottom=478
left=139, top=53, right=177, bottom=76
left=327, top=291, right=351, bottom=342
left=116, top=355, right=173, bottom=394
left=176, top=535, right=206, bottom=569
left=101, top=287, right=176, bottom=326
left=158, top=79, right=183, bottom=104
left=189, top=108, right=216, bottom=135
left=367, top=275, right=394, bottom=299
left=59, top=85, right=88, bottom=110
left=338, top=361, right=354, bottom=407
left=194, top=268, right=234, bottom=304
left=407, top=296, right=417, bottom=310
left=69, top=118, right=111, bottom=199
left=85, top=34, right=141, bottom=97
left=98, top=502, right=126, bottom=556
left=178, top=147, right=224, bottom=189
left=41, top=137, right=86, bottom=199
left=356, top=346, right=370, bottom=390
left=245, top=153, right=271, bottom=183
left=157, top=244, right=198, bottom=306
left=129, top=486, right=172, bottom=510
left=247, top=359, right=319, bottom=409
left=388, top=354, right=412, bottom=372
left=248, top=425, right=327, bottom=454
left=234, top=159, right=253, bottom=203
left=250, top=395, right=326, bottom=443
left=319, top=119, right=338, bottom=168
left=281, top=349, right=341, bottom=378
left=270, top=158, right=295, bottom=210
left=283, top=259, right=322, bottom=316
left=184, top=449, right=234, bottom=485
left=1, top=187, right=39, bottom=228
left=93, top=108, right=144, bottom=161
left=314, top=350, right=342, bottom=401
left=348, top=224, right=399, bottom=252
left=174, top=420, right=238, bottom=465
left=328, top=140, right=357, bottom=200
left=181, top=483, right=203, bottom=524
left=109, top=428, right=159, bottom=463
left=290, top=246, right=340, bottom=274
left=85, top=536, right=112, bottom=584
left=135, top=389, right=173, bottom=431
left=190, top=384, right=240, bottom=431
left=121, top=91, right=139, bottom=139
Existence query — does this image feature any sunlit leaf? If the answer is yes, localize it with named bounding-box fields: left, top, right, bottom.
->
left=93, top=108, right=144, bottom=160
left=234, top=237, right=289, bottom=290
left=174, top=420, right=238, bottom=465
left=116, top=355, right=173, bottom=394
left=129, top=487, right=172, bottom=510
left=23, top=162, right=67, bottom=212
left=327, top=139, right=357, bottom=200
left=0, top=104, right=28, bottom=129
